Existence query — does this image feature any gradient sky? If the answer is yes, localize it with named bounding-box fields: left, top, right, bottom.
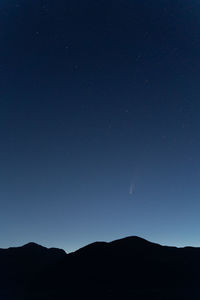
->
left=1, top=0, right=200, bottom=252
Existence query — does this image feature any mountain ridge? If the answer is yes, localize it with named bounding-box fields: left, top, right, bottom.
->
left=2, top=235, right=199, bottom=253
left=1, top=236, right=200, bottom=299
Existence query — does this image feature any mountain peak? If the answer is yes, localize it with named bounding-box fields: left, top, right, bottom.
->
left=109, top=236, right=161, bottom=251
left=111, top=235, right=158, bottom=245
left=21, top=242, right=46, bottom=249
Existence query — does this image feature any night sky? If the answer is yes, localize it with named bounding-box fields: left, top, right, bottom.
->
left=1, top=0, right=200, bottom=252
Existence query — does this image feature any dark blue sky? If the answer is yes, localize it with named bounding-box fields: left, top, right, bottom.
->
left=1, top=0, right=200, bottom=252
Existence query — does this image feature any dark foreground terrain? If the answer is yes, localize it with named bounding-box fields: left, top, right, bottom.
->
left=1, top=236, right=200, bottom=299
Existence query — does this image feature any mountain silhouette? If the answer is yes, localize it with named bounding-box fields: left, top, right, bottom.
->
left=1, top=236, right=200, bottom=299
left=0, top=243, right=66, bottom=300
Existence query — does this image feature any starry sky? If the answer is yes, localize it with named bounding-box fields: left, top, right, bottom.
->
left=1, top=0, right=200, bottom=252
